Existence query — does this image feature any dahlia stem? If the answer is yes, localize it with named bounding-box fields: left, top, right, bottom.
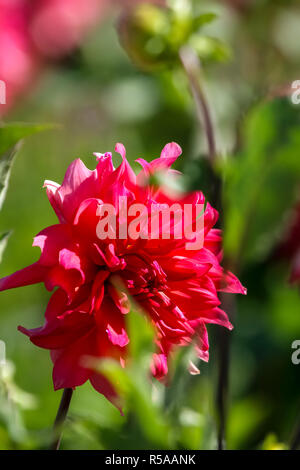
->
left=179, top=45, right=216, bottom=164
left=180, top=44, right=233, bottom=450
left=290, top=394, right=300, bottom=449
left=291, top=422, right=300, bottom=450
left=216, top=292, right=237, bottom=450
left=51, top=388, right=73, bottom=450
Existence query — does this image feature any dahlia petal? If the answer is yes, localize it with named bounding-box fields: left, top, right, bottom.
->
left=18, top=311, right=94, bottom=350
left=52, top=328, right=96, bottom=390
left=160, top=142, right=182, bottom=163
left=58, top=248, right=87, bottom=283
left=159, top=256, right=212, bottom=281
left=106, top=325, right=129, bottom=348
left=73, top=197, right=102, bottom=226
left=151, top=353, right=168, bottom=380
left=136, top=158, right=150, bottom=175
left=94, top=152, right=114, bottom=182
left=90, top=372, right=123, bottom=413
left=199, top=307, right=233, bottom=330
left=61, top=158, right=93, bottom=193
left=204, top=229, right=222, bottom=256
left=96, top=297, right=129, bottom=349
left=33, top=224, right=74, bottom=266
left=136, top=142, right=182, bottom=185
left=115, top=143, right=126, bottom=160
left=43, top=180, right=65, bottom=223
left=169, top=279, right=221, bottom=314
left=0, top=262, right=47, bottom=291
left=44, top=288, right=69, bottom=321
left=219, top=270, right=247, bottom=295
left=89, top=270, right=109, bottom=312
left=56, top=159, right=99, bottom=222
left=92, top=243, right=125, bottom=271
left=101, top=143, right=136, bottom=191
left=204, top=202, right=219, bottom=234
left=194, top=322, right=209, bottom=362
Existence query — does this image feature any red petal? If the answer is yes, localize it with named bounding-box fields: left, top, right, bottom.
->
left=0, top=262, right=47, bottom=291
left=90, top=372, right=123, bottom=413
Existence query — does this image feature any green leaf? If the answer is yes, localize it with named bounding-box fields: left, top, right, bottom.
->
left=127, top=310, right=155, bottom=364
left=193, top=13, right=218, bottom=30
left=189, top=35, right=231, bottom=62
left=0, top=122, right=56, bottom=156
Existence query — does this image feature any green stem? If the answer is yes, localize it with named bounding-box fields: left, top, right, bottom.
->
left=179, top=45, right=216, bottom=164
left=50, top=388, right=73, bottom=450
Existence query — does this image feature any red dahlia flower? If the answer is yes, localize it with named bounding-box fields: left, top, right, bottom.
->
left=0, top=143, right=246, bottom=409
left=276, top=201, right=300, bottom=284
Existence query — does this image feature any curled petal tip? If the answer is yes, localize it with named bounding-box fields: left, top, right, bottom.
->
left=161, top=142, right=182, bottom=160
left=115, top=143, right=126, bottom=160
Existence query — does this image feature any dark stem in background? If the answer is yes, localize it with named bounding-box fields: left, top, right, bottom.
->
left=50, top=387, right=73, bottom=450
left=291, top=422, right=300, bottom=450
left=216, top=293, right=237, bottom=450
left=180, top=45, right=235, bottom=450
left=179, top=46, right=216, bottom=164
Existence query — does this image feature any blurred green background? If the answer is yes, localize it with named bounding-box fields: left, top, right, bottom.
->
left=0, top=0, right=300, bottom=450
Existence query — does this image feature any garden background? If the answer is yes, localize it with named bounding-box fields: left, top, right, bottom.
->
left=0, top=0, right=300, bottom=450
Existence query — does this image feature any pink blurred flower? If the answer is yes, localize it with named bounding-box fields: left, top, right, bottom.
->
left=0, top=0, right=40, bottom=111
left=29, top=0, right=108, bottom=59
left=0, top=0, right=166, bottom=114
left=0, top=143, right=246, bottom=409
left=0, top=0, right=148, bottom=113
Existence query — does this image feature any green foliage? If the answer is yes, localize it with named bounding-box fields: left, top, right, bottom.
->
left=223, top=98, right=300, bottom=266
left=0, top=122, right=56, bottom=156
left=0, top=122, right=56, bottom=211
left=90, top=311, right=176, bottom=449
left=119, top=1, right=230, bottom=70
left=0, top=360, right=37, bottom=447
left=62, top=310, right=215, bottom=451
left=0, top=122, right=56, bottom=449
left=261, top=433, right=288, bottom=450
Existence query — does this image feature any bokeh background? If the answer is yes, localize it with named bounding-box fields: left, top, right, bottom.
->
left=0, top=0, right=300, bottom=450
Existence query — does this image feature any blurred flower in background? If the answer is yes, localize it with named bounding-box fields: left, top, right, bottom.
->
left=0, top=0, right=108, bottom=113
left=0, top=0, right=40, bottom=113
left=29, top=0, right=107, bottom=60
left=0, top=0, right=160, bottom=114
